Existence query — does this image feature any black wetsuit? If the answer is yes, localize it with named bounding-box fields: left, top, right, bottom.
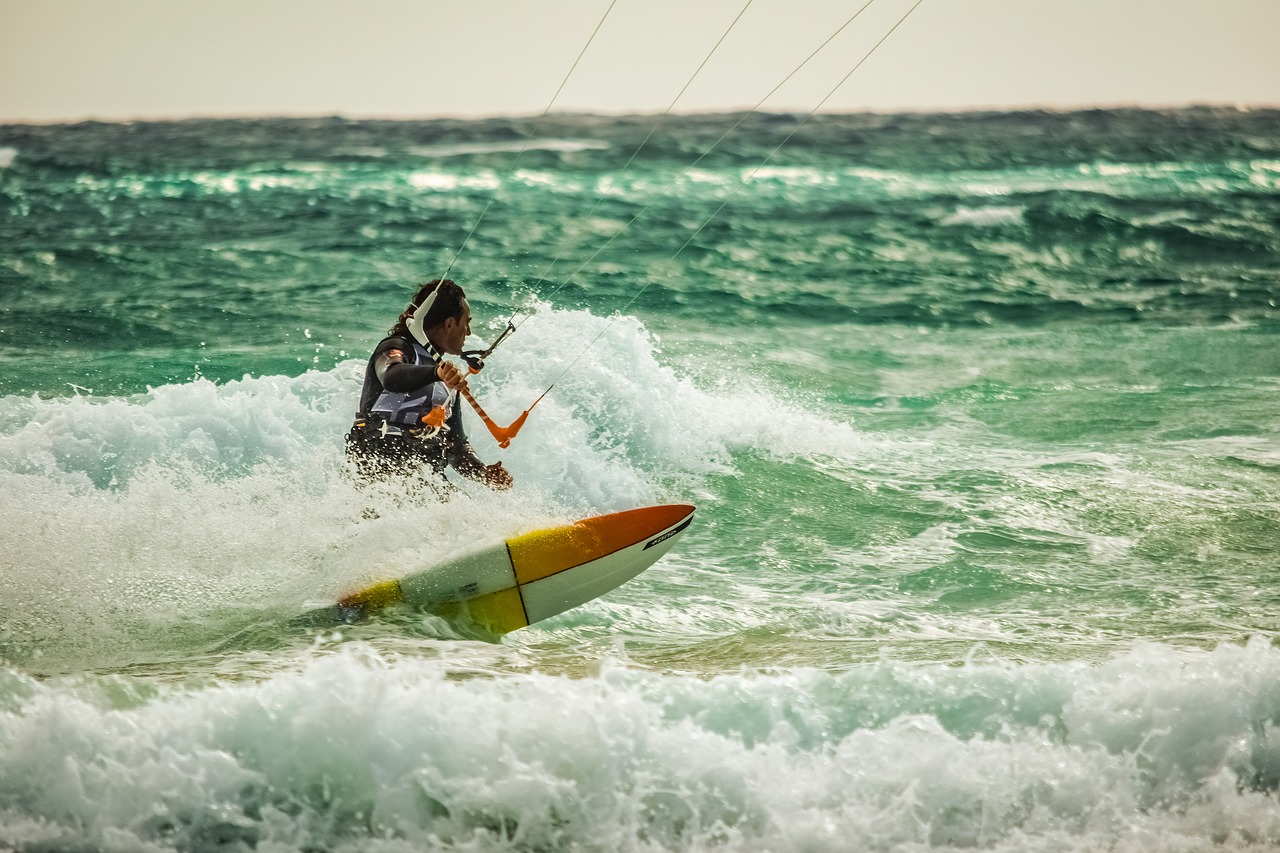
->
left=345, top=335, right=483, bottom=481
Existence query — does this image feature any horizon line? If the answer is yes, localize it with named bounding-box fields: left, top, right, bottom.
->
left=3, top=100, right=1279, bottom=128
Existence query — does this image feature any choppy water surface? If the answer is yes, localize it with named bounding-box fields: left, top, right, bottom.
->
left=1, top=109, right=1279, bottom=851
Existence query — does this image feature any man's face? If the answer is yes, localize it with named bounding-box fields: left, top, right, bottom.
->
left=439, top=299, right=472, bottom=355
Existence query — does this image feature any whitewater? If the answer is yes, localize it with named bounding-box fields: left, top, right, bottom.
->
left=1, top=109, right=1279, bottom=851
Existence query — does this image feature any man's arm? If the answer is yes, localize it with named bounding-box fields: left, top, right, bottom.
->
left=375, top=340, right=439, bottom=392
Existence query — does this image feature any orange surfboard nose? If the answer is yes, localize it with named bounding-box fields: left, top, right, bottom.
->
left=507, top=503, right=695, bottom=584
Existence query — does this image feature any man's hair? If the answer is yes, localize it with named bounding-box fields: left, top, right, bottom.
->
left=389, top=279, right=466, bottom=337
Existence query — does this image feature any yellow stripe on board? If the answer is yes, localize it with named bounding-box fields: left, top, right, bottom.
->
left=434, top=586, right=528, bottom=635
left=507, top=504, right=694, bottom=585
left=338, top=578, right=405, bottom=613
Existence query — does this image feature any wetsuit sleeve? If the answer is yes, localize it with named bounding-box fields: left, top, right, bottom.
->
left=372, top=337, right=439, bottom=392
left=379, top=358, right=438, bottom=392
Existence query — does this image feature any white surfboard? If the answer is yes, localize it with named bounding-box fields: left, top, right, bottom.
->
left=303, top=504, right=694, bottom=634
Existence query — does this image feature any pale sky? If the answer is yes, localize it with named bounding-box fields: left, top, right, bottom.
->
left=1, top=0, right=1278, bottom=123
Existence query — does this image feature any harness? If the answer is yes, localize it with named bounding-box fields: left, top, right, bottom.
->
left=363, top=339, right=458, bottom=439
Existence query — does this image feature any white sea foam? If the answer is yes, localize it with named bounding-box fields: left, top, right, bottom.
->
left=939, top=205, right=1026, bottom=227
left=408, top=138, right=610, bottom=158
left=2, top=640, right=1279, bottom=851
left=407, top=170, right=501, bottom=192
left=481, top=304, right=876, bottom=480
left=746, top=166, right=835, bottom=186
left=0, top=147, right=16, bottom=168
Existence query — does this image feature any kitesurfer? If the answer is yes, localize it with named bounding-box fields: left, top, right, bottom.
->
left=346, top=280, right=513, bottom=490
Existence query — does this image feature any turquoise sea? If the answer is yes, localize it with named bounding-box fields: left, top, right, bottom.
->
left=1, top=108, right=1279, bottom=851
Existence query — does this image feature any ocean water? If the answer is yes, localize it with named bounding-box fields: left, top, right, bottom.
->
left=1, top=108, right=1279, bottom=851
